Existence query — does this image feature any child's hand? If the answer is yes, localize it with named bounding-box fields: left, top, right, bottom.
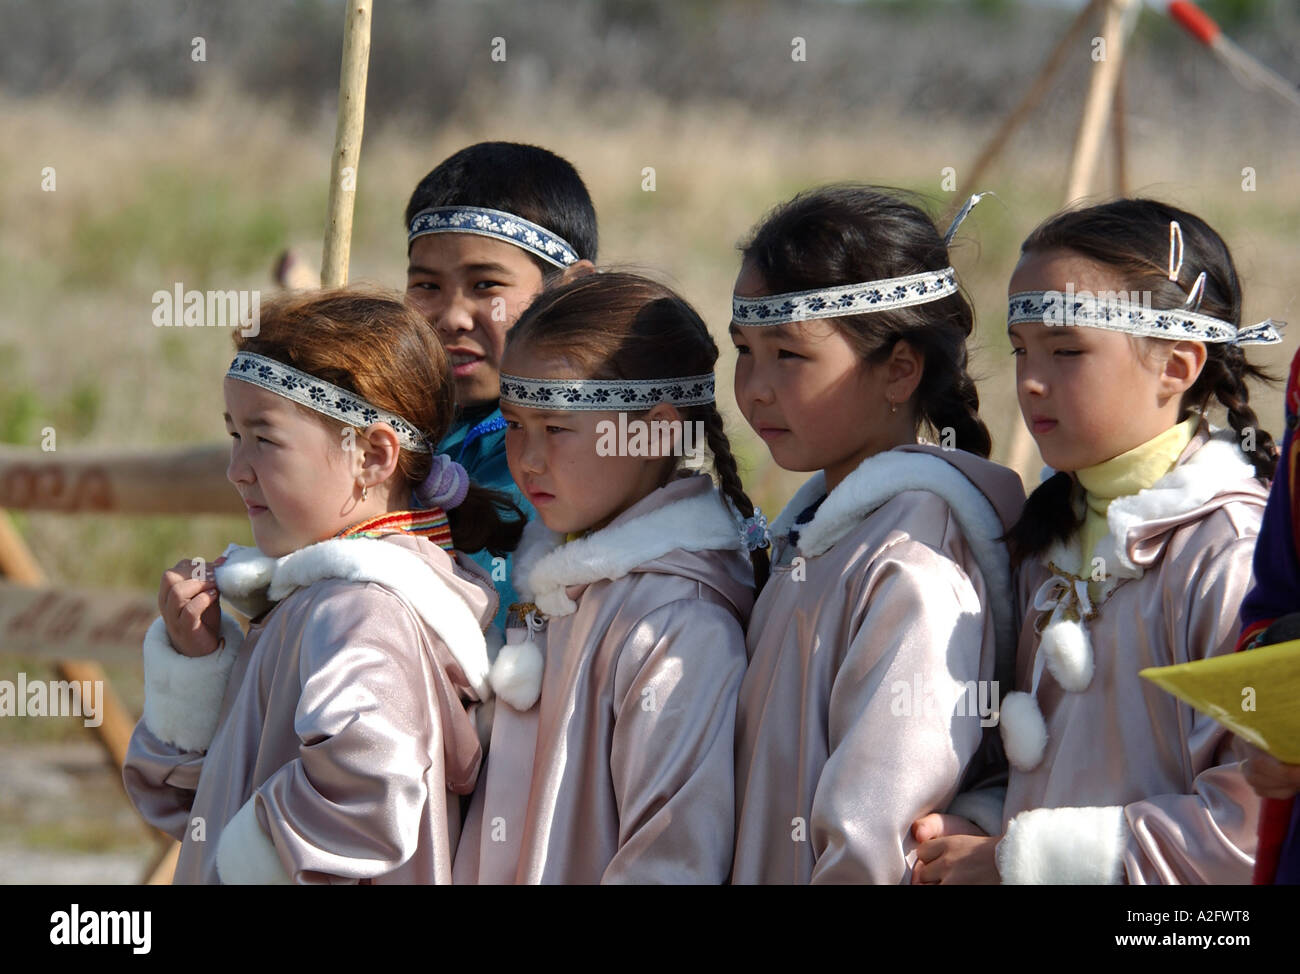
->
left=158, top=556, right=227, bottom=658
left=1243, top=753, right=1300, bottom=799
left=911, top=812, right=984, bottom=843
left=911, top=833, right=1002, bottom=885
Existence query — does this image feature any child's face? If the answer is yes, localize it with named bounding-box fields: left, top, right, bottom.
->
left=406, top=234, right=547, bottom=411
left=223, top=378, right=361, bottom=557
left=1008, top=247, right=1195, bottom=472
left=730, top=260, right=917, bottom=490
left=499, top=351, right=675, bottom=536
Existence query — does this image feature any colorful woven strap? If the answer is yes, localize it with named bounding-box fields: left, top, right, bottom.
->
left=335, top=508, right=454, bottom=552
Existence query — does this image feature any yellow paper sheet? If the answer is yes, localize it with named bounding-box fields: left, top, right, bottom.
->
left=1139, top=639, right=1300, bottom=763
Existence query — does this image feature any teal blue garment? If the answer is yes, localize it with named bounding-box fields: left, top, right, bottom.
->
left=438, top=404, right=533, bottom=630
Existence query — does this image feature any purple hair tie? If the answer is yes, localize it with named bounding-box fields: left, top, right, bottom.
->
left=415, top=453, right=470, bottom=511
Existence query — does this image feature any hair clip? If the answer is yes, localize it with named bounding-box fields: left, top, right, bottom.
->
left=943, top=191, right=994, bottom=247
left=1181, top=271, right=1208, bottom=312
left=742, top=508, right=771, bottom=552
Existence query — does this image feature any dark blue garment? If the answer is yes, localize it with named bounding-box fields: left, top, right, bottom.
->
left=1277, top=799, right=1300, bottom=884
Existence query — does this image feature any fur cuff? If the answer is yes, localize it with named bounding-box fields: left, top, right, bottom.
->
left=997, top=805, right=1126, bottom=884
left=945, top=787, right=1006, bottom=836
left=141, top=613, right=244, bottom=752
left=216, top=796, right=293, bottom=885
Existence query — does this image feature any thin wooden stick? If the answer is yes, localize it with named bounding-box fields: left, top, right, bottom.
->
left=54, top=660, right=136, bottom=771
left=145, top=840, right=181, bottom=885
left=0, top=511, right=45, bottom=584
left=1112, top=53, right=1129, bottom=196
left=949, top=0, right=1104, bottom=217
left=320, top=0, right=373, bottom=288
left=1064, top=0, right=1140, bottom=204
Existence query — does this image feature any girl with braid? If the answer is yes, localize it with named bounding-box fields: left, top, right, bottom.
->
left=729, top=186, right=1026, bottom=883
left=915, top=199, right=1283, bottom=884
left=453, top=272, right=765, bottom=883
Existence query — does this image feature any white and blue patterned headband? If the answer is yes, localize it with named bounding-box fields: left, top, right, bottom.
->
left=732, top=267, right=959, bottom=326
left=408, top=205, right=580, bottom=269
left=1006, top=290, right=1284, bottom=346
left=1007, top=219, right=1285, bottom=346
left=227, top=352, right=432, bottom=451
left=730, top=192, right=990, bottom=328
left=498, top=373, right=716, bottom=411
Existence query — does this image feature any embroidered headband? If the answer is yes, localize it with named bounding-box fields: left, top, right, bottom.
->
left=226, top=351, right=432, bottom=452
left=1006, top=290, right=1284, bottom=346
left=497, top=373, right=716, bottom=411
left=1007, top=219, right=1285, bottom=346
left=407, top=205, right=580, bottom=269
left=730, top=192, right=991, bottom=327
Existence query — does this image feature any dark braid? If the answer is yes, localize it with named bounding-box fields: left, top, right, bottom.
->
left=1004, top=472, right=1078, bottom=569
left=1187, top=343, right=1278, bottom=481
left=917, top=345, right=993, bottom=459
left=699, top=406, right=770, bottom=589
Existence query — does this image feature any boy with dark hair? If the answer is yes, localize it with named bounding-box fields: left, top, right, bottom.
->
left=404, top=142, right=598, bottom=627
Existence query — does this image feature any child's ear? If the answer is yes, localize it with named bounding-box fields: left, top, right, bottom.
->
left=356, top=423, right=403, bottom=490
left=559, top=260, right=596, bottom=284
left=645, top=403, right=683, bottom=459
left=884, top=339, right=925, bottom=404
left=1160, top=340, right=1207, bottom=398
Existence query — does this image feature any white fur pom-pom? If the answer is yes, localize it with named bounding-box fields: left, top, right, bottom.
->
left=1041, top=617, right=1094, bottom=692
left=488, top=638, right=544, bottom=712
left=214, top=544, right=274, bottom=597
left=999, top=691, right=1048, bottom=772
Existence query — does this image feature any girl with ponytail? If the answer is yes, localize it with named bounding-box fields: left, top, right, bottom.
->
left=453, top=271, right=762, bottom=883
left=914, top=198, right=1283, bottom=885
left=728, top=185, right=1026, bottom=884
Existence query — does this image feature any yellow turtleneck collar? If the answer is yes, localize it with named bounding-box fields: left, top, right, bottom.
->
left=1075, top=417, right=1199, bottom=568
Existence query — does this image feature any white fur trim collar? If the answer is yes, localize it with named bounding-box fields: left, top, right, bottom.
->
left=770, top=451, right=1015, bottom=677
left=1003, top=429, right=1259, bottom=768
left=513, top=486, right=744, bottom=617
left=1044, top=428, right=1257, bottom=581
left=215, top=538, right=491, bottom=697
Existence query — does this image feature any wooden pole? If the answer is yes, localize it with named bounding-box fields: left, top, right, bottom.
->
left=144, top=840, right=181, bottom=885
left=142, top=0, right=376, bottom=889
left=949, top=0, right=1104, bottom=217
left=1112, top=53, right=1129, bottom=196
left=0, top=512, right=45, bottom=585
left=1003, top=0, right=1141, bottom=486
left=320, top=0, right=373, bottom=288
left=1064, top=0, right=1140, bottom=204
left=0, top=443, right=242, bottom=516
left=54, top=660, right=136, bottom=770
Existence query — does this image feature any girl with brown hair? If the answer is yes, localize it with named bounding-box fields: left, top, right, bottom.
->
left=124, top=287, right=521, bottom=884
